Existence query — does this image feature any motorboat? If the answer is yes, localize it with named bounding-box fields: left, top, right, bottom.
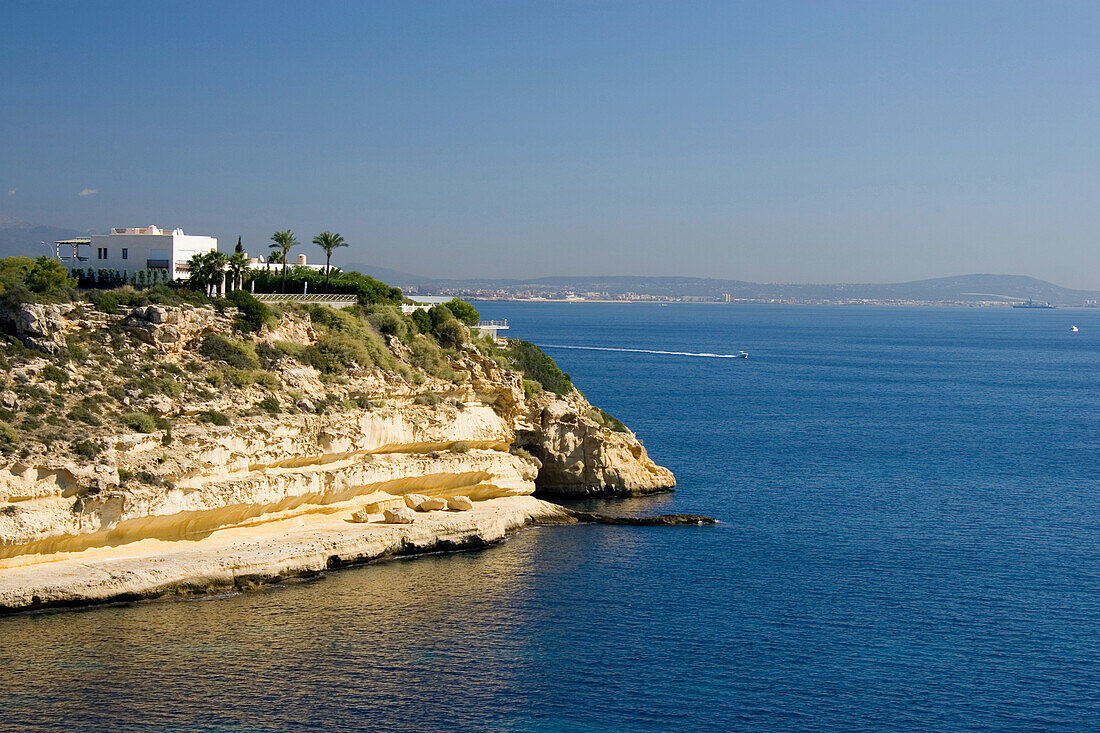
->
left=1071, top=325, right=1079, bottom=332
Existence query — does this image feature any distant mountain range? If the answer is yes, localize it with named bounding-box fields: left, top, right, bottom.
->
left=343, top=262, right=1100, bottom=305
left=0, top=216, right=90, bottom=259
left=2, top=219, right=1094, bottom=305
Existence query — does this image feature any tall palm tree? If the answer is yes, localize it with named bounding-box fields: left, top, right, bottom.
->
left=270, top=230, right=298, bottom=292
left=187, top=252, right=213, bottom=294
left=227, top=250, right=249, bottom=292
left=312, top=231, right=347, bottom=289
left=208, top=251, right=229, bottom=296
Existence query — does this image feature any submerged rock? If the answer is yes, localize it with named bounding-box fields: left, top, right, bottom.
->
left=565, top=510, right=716, bottom=526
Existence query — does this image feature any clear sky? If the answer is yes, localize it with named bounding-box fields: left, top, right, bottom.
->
left=3, top=1, right=1100, bottom=286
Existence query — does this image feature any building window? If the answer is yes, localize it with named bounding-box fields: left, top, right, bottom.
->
left=121, top=248, right=128, bottom=260
left=97, top=247, right=107, bottom=259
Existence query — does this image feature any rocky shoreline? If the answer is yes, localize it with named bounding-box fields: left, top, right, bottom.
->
left=0, top=298, right=681, bottom=614
left=0, top=496, right=714, bottom=614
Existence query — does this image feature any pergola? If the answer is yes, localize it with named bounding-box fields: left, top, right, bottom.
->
left=54, top=238, right=91, bottom=263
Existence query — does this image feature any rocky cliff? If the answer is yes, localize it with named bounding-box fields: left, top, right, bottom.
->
left=0, top=299, right=673, bottom=565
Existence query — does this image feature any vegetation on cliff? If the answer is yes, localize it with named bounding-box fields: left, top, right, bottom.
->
left=0, top=257, right=604, bottom=472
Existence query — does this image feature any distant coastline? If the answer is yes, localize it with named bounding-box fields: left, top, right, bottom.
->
left=343, top=267, right=1100, bottom=308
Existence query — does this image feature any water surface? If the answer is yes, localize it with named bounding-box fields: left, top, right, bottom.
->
left=2, top=304, right=1098, bottom=731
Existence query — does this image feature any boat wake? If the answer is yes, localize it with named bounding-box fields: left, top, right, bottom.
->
left=540, top=344, right=747, bottom=359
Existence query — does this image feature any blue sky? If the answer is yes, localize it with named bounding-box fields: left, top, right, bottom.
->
left=3, top=1, right=1100, bottom=286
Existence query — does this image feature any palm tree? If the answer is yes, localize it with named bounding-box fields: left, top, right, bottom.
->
left=187, top=252, right=213, bottom=294
left=270, top=230, right=298, bottom=292
left=312, top=231, right=347, bottom=289
left=208, top=251, right=229, bottom=296
left=227, top=250, right=249, bottom=292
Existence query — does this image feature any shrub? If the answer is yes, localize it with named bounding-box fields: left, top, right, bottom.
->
left=197, top=410, right=230, bottom=426
left=413, top=392, right=440, bottom=406
left=522, top=379, right=542, bottom=399
left=444, top=298, right=480, bottom=326
left=121, top=412, right=159, bottom=433
left=451, top=441, right=470, bottom=454
left=227, top=290, right=271, bottom=333
left=72, top=440, right=99, bottom=460
left=257, top=396, right=280, bottom=415
left=66, top=407, right=101, bottom=426
left=589, top=406, right=628, bottom=433
left=410, top=308, right=431, bottom=334
left=41, top=364, right=69, bottom=384
left=427, top=304, right=454, bottom=328
left=0, top=421, right=17, bottom=449
left=362, top=305, right=409, bottom=340
left=508, top=340, right=571, bottom=395
left=199, top=334, right=259, bottom=369
left=434, top=319, right=467, bottom=348
left=408, top=339, right=458, bottom=382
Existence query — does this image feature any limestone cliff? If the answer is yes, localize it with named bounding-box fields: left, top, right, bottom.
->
left=0, top=299, right=672, bottom=563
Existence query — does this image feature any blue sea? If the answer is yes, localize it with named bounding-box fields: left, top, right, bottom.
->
left=2, top=304, right=1099, bottom=731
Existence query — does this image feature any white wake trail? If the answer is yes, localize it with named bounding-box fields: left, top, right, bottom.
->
left=540, top=344, right=745, bottom=359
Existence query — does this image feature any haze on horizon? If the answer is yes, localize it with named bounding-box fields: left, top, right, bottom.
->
left=4, top=1, right=1100, bottom=288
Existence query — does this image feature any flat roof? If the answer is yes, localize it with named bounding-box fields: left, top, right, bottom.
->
left=55, top=238, right=91, bottom=244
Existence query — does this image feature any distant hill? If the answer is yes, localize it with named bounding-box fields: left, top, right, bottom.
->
left=339, top=266, right=1100, bottom=305
left=0, top=216, right=89, bottom=259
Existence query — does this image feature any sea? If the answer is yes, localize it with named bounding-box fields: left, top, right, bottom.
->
left=1, top=303, right=1098, bottom=731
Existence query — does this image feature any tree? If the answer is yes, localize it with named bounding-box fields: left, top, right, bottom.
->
left=270, top=230, right=298, bottom=292
left=227, top=250, right=249, bottom=291
left=234, top=236, right=244, bottom=255
left=187, top=252, right=213, bottom=294
left=312, top=231, right=347, bottom=289
left=208, top=251, right=229, bottom=296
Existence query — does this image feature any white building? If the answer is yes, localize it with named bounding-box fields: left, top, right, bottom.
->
left=248, top=253, right=330, bottom=272
left=55, top=226, right=217, bottom=281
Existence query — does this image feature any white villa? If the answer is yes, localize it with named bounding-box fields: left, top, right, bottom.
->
left=55, top=226, right=217, bottom=281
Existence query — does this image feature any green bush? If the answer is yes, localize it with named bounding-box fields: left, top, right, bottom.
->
left=522, top=379, right=542, bottom=399
left=414, top=392, right=440, bottom=406
left=227, top=290, right=271, bottom=333
left=257, top=396, right=280, bottom=415
left=249, top=266, right=402, bottom=305
left=197, top=410, right=230, bottom=426
left=408, top=339, right=458, bottom=382
left=72, top=439, right=99, bottom=460
left=121, top=412, right=159, bottom=433
left=199, top=333, right=259, bottom=369
left=588, top=406, right=628, bottom=433
left=509, top=341, right=572, bottom=395
left=434, top=319, right=467, bottom=347
left=66, top=406, right=101, bottom=426
left=410, top=308, right=431, bottom=334
left=0, top=257, right=76, bottom=306
left=42, top=364, right=69, bottom=384
left=444, top=298, right=480, bottom=326
left=0, top=421, right=17, bottom=449
left=362, top=305, right=410, bottom=340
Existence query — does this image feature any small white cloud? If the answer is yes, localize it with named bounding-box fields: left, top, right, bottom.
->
left=7, top=190, right=13, bottom=196
left=78, top=188, right=98, bottom=197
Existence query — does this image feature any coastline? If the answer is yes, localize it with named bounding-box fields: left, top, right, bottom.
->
left=0, top=495, right=573, bottom=614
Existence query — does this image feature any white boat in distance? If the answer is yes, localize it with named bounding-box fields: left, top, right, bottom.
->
left=1071, top=325, right=1079, bottom=332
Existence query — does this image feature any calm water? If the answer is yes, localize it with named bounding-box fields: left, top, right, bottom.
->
left=2, top=304, right=1099, bottom=731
